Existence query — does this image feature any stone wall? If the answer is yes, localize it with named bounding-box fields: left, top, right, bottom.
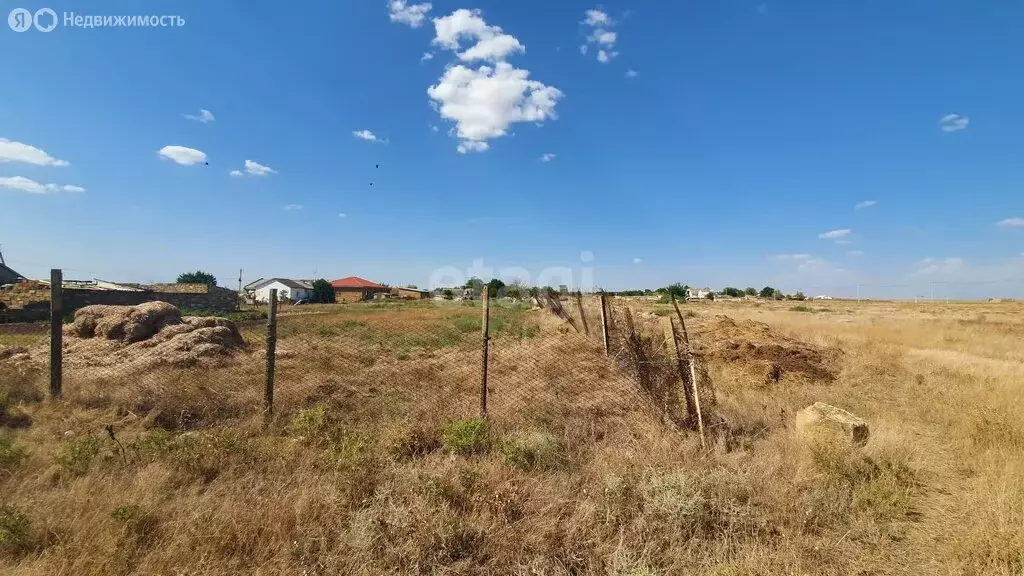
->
left=0, top=280, right=238, bottom=319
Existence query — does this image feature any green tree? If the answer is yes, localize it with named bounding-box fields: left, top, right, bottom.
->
left=722, top=287, right=744, bottom=298
left=442, top=288, right=454, bottom=300
left=759, top=286, right=776, bottom=299
left=486, top=278, right=506, bottom=298
left=744, top=287, right=757, bottom=297
left=176, top=271, right=217, bottom=287
left=705, top=291, right=716, bottom=300
left=663, top=283, right=689, bottom=299
left=405, top=284, right=418, bottom=289
left=505, top=281, right=526, bottom=300
left=792, top=291, right=806, bottom=301
left=310, top=279, right=336, bottom=304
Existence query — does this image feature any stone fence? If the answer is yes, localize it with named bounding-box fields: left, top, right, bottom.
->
left=0, top=281, right=238, bottom=322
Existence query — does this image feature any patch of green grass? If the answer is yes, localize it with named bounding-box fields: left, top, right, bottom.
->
left=110, top=504, right=145, bottom=523
left=811, top=445, right=922, bottom=522
left=442, top=418, right=490, bottom=455
left=789, top=305, right=814, bottom=313
left=0, top=433, right=27, bottom=475
left=382, top=422, right=441, bottom=460
left=290, top=405, right=329, bottom=440
left=499, top=431, right=563, bottom=470
left=55, top=435, right=104, bottom=477
left=0, top=505, right=30, bottom=554
left=449, top=315, right=480, bottom=333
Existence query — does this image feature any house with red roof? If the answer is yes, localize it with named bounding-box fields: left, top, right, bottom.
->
left=330, top=276, right=390, bottom=302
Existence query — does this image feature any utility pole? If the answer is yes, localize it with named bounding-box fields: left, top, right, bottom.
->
left=238, top=269, right=243, bottom=293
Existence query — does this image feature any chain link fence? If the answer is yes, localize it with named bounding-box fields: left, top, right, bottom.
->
left=1, top=273, right=719, bottom=443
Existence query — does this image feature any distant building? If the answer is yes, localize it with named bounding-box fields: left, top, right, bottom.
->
left=245, top=278, right=313, bottom=303
left=686, top=287, right=712, bottom=300
left=394, top=287, right=431, bottom=300
left=330, top=276, right=390, bottom=302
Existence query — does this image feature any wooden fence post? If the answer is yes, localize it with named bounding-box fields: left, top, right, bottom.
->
left=265, top=289, right=278, bottom=419
left=480, top=286, right=490, bottom=418
left=599, top=291, right=610, bottom=356
left=671, top=295, right=706, bottom=448
left=49, top=269, right=63, bottom=400
left=575, top=290, right=589, bottom=336
left=664, top=316, right=698, bottom=425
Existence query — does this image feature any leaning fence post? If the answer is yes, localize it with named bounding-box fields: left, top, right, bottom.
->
left=665, top=316, right=698, bottom=424
left=599, top=291, right=610, bottom=356
left=49, top=269, right=63, bottom=400
left=671, top=295, right=706, bottom=448
left=480, top=286, right=490, bottom=418
left=575, top=291, right=590, bottom=336
left=265, top=289, right=278, bottom=419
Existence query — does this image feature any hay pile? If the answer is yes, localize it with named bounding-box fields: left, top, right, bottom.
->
left=691, top=315, right=839, bottom=382
left=62, top=302, right=245, bottom=372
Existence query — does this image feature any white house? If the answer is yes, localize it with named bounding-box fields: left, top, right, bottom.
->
left=686, top=287, right=712, bottom=300
left=245, top=278, right=314, bottom=303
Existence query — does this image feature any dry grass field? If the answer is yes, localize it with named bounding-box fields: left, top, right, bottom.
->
left=1, top=298, right=1022, bottom=575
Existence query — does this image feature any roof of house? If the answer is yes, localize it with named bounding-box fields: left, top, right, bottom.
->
left=0, top=263, right=25, bottom=284
left=395, top=286, right=430, bottom=293
left=331, top=276, right=386, bottom=289
left=248, top=278, right=313, bottom=291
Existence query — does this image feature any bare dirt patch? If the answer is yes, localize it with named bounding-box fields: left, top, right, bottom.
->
left=692, top=315, right=840, bottom=382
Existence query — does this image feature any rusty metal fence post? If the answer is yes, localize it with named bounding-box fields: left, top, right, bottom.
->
left=49, top=268, right=62, bottom=400
left=264, top=289, right=278, bottom=418
left=480, top=286, right=490, bottom=418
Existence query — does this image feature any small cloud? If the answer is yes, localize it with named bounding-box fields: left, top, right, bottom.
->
left=430, top=125, right=440, bottom=132
left=158, top=145, right=207, bottom=166
left=996, top=217, right=1024, bottom=228
left=847, top=250, right=864, bottom=257
left=353, top=129, right=382, bottom=143
left=244, top=160, right=276, bottom=176
left=388, top=0, right=432, bottom=28
left=583, top=9, right=611, bottom=26
left=457, top=140, right=489, bottom=154
left=338, top=213, right=347, bottom=218
left=183, top=109, right=215, bottom=123
left=591, top=30, right=617, bottom=45
left=0, top=176, right=82, bottom=194
left=855, top=200, right=877, bottom=210
left=818, top=229, right=851, bottom=240
left=229, top=169, right=243, bottom=177
left=540, top=153, right=555, bottom=162
left=625, top=69, right=638, bottom=78
left=632, top=257, right=643, bottom=264
left=772, top=254, right=811, bottom=260
left=0, top=138, right=69, bottom=166
left=580, top=44, right=588, bottom=55
left=939, top=113, right=969, bottom=132
left=283, top=204, right=303, bottom=211
left=421, top=52, right=434, bottom=61
left=596, top=49, right=619, bottom=63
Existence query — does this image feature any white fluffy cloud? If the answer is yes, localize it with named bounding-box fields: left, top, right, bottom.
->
left=421, top=52, right=434, bottom=61
left=432, top=9, right=524, bottom=62
left=939, top=113, right=969, bottom=132
left=183, top=109, right=215, bottom=123
left=581, top=9, right=620, bottom=64
left=388, top=0, right=432, bottom=28
left=633, top=257, right=643, bottom=264
left=0, top=138, right=69, bottom=166
left=540, top=153, right=555, bottom=162
left=353, top=129, right=383, bottom=143
left=910, top=257, right=965, bottom=277
left=283, top=204, right=303, bottom=211
left=244, top=160, right=276, bottom=176
left=996, top=217, right=1024, bottom=228
left=0, top=176, right=84, bottom=194
left=855, top=200, right=877, bottom=209
left=338, top=213, right=347, bottom=218
left=158, top=145, right=207, bottom=165
left=818, top=229, right=851, bottom=240
left=229, top=170, right=243, bottom=177
left=625, top=69, right=638, bottom=78
left=428, top=62, right=562, bottom=153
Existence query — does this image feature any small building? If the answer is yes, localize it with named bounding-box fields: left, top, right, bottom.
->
left=393, top=287, right=431, bottom=300
left=246, top=278, right=313, bottom=303
left=330, top=276, right=390, bottom=302
left=686, top=287, right=712, bottom=300
left=0, top=261, right=25, bottom=286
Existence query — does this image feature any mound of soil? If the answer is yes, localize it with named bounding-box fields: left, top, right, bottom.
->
left=63, top=302, right=245, bottom=372
left=692, top=315, right=839, bottom=382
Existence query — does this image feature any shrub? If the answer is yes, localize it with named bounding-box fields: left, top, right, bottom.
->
left=789, top=305, right=813, bottom=313
left=0, top=505, right=30, bottom=554
left=383, top=422, right=441, bottom=460
left=499, top=431, right=563, bottom=470
left=55, top=435, right=104, bottom=476
left=442, top=418, right=490, bottom=455
left=0, top=434, right=27, bottom=475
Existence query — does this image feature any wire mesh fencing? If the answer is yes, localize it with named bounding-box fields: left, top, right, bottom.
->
left=0, top=314, right=49, bottom=421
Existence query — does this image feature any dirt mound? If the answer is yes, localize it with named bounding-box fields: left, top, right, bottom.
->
left=692, top=315, right=839, bottom=382
left=63, top=303, right=245, bottom=372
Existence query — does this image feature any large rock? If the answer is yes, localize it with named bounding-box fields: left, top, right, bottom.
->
left=795, top=402, right=869, bottom=446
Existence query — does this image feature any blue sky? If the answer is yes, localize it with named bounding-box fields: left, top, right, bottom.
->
left=1, top=0, right=1022, bottom=298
